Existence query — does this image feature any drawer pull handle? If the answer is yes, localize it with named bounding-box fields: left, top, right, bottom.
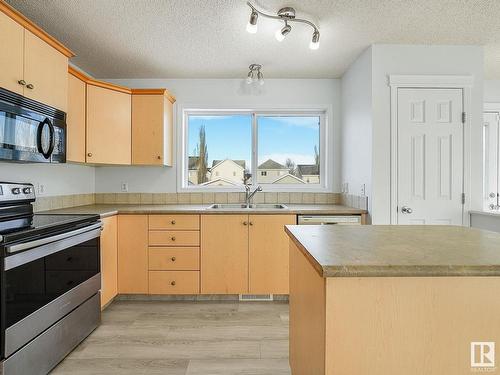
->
left=171, top=220, right=176, bottom=225
left=171, top=281, right=176, bottom=286
left=171, top=256, right=176, bottom=262
left=171, top=236, right=176, bottom=241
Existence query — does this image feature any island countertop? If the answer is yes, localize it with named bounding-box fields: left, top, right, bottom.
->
left=285, top=225, right=500, bottom=277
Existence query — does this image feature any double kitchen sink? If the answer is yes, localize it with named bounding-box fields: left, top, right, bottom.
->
left=207, top=204, right=289, bottom=210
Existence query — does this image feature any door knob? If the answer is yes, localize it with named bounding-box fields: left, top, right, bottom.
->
left=401, top=206, right=413, bottom=214
left=489, top=192, right=497, bottom=198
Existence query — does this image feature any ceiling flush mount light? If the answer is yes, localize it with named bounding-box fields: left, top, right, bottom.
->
left=246, top=2, right=320, bottom=50
left=246, top=64, right=264, bottom=85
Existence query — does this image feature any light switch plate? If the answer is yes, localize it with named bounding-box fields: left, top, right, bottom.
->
left=121, top=182, right=129, bottom=192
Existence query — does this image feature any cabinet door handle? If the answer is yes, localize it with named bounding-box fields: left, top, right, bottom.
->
left=171, top=220, right=176, bottom=225
left=157, top=155, right=161, bottom=160
left=171, top=236, right=176, bottom=241
left=171, top=256, right=176, bottom=262
left=18, top=80, right=26, bottom=86
left=249, top=221, right=253, bottom=226
left=87, top=153, right=92, bottom=157
left=26, top=83, right=35, bottom=89
left=243, top=221, right=248, bottom=226
left=170, top=281, right=176, bottom=286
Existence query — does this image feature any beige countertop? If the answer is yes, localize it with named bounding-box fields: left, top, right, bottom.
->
left=41, top=204, right=367, bottom=218
left=285, top=225, right=500, bottom=278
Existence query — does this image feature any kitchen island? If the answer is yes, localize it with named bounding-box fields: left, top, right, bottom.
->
left=285, top=225, right=500, bottom=375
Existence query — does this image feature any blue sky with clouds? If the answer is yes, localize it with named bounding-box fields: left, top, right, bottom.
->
left=188, top=115, right=319, bottom=169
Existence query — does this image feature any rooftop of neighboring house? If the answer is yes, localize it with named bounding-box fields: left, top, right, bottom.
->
left=258, top=159, right=288, bottom=170
left=212, top=159, right=246, bottom=169
left=297, top=164, right=319, bottom=176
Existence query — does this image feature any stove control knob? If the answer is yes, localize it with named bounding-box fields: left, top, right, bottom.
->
left=11, top=188, right=21, bottom=195
left=23, top=187, right=32, bottom=194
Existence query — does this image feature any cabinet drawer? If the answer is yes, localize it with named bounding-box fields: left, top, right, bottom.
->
left=149, top=247, right=200, bottom=271
left=149, top=271, right=200, bottom=294
left=149, top=230, right=200, bottom=246
left=149, top=215, right=200, bottom=230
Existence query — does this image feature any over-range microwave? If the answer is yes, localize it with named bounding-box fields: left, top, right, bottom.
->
left=0, top=88, right=66, bottom=163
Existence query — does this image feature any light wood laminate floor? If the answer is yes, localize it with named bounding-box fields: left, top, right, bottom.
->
left=51, top=300, right=290, bottom=375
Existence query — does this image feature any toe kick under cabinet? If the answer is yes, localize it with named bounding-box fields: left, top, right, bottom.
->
left=116, top=213, right=296, bottom=296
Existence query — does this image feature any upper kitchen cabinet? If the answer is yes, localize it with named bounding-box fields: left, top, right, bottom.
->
left=132, top=89, right=175, bottom=166
left=66, top=69, right=86, bottom=163
left=86, top=83, right=132, bottom=165
left=0, top=2, right=73, bottom=111
left=0, top=11, right=23, bottom=94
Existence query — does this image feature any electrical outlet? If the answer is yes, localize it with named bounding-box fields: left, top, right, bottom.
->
left=36, top=183, right=45, bottom=195
left=360, top=184, right=366, bottom=196
left=121, top=182, right=129, bottom=192
left=343, top=183, right=349, bottom=194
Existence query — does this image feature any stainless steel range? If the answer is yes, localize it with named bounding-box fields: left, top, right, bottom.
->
left=0, top=182, right=101, bottom=375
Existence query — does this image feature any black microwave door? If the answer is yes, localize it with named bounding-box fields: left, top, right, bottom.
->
left=0, top=88, right=66, bottom=163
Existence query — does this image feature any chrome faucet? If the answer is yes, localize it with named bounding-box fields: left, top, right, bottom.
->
left=245, top=184, right=262, bottom=207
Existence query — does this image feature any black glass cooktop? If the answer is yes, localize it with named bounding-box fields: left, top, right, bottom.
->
left=0, top=213, right=100, bottom=247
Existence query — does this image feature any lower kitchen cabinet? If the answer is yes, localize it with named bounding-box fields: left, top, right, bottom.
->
left=249, top=214, right=296, bottom=294
left=149, top=271, right=200, bottom=294
left=201, top=215, right=249, bottom=294
left=100, top=216, right=117, bottom=308
left=117, top=215, right=148, bottom=294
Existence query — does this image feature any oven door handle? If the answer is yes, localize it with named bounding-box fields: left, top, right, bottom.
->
left=6, top=222, right=102, bottom=254
left=5, top=222, right=102, bottom=270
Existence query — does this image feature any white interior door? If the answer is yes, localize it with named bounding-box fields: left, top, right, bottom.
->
left=397, top=88, right=464, bottom=225
left=483, top=111, right=500, bottom=210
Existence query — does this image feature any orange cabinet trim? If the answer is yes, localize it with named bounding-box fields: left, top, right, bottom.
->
left=67, top=67, right=176, bottom=101
left=0, top=0, right=74, bottom=57
left=131, top=88, right=176, bottom=103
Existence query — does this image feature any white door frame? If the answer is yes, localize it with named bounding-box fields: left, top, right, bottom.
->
left=389, top=75, right=474, bottom=225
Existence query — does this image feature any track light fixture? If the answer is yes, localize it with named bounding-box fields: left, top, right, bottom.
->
left=246, top=64, right=264, bottom=85
left=246, top=2, right=320, bottom=50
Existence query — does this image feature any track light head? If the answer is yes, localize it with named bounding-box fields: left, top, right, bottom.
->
left=275, top=23, right=291, bottom=42
left=246, top=10, right=258, bottom=33
left=309, top=30, right=320, bottom=50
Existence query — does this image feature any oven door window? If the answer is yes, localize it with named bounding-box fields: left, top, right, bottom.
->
left=4, top=238, right=99, bottom=328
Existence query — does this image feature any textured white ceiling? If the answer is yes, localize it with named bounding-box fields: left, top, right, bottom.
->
left=6, top=0, right=500, bottom=79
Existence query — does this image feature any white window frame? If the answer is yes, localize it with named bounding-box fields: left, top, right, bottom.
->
left=178, top=108, right=329, bottom=192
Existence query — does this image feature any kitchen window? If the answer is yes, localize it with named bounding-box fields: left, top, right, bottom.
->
left=182, top=110, right=327, bottom=190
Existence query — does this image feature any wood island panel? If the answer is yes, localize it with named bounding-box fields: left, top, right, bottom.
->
left=289, top=240, right=326, bottom=375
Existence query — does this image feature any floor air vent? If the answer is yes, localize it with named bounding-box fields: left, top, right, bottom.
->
left=239, top=294, right=273, bottom=301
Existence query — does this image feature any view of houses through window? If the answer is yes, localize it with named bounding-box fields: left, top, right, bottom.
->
left=186, top=112, right=322, bottom=188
